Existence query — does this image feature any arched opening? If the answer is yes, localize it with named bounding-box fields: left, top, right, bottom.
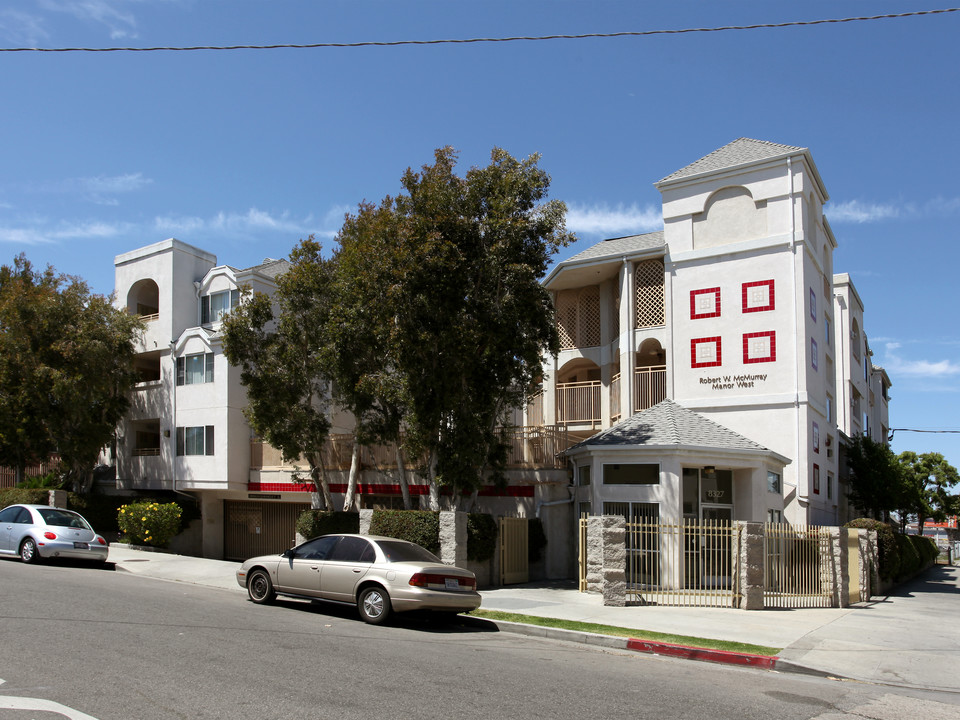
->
left=693, top=186, right=767, bottom=248
left=556, top=359, right=602, bottom=426
left=127, top=279, right=160, bottom=320
left=635, top=339, right=667, bottom=411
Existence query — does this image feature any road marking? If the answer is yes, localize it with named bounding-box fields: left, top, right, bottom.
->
left=0, top=678, right=100, bottom=719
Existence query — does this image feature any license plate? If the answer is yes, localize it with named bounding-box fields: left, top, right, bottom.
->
left=73, top=542, right=89, bottom=549
left=445, top=578, right=460, bottom=590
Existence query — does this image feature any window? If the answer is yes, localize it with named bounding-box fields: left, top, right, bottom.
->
left=809, top=288, right=817, bottom=321
left=176, top=353, right=214, bottom=385
left=767, top=471, right=781, bottom=493
left=827, top=472, right=834, bottom=501
left=767, top=509, right=783, bottom=524
left=603, top=463, right=659, bottom=485
left=812, top=422, right=820, bottom=453
left=811, top=338, right=818, bottom=371
left=200, top=289, right=240, bottom=325
left=329, top=536, right=375, bottom=563
left=825, top=316, right=831, bottom=345
left=296, top=535, right=339, bottom=560
left=813, top=464, right=820, bottom=494
left=700, top=469, right=733, bottom=503
left=578, top=465, right=591, bottom=486
left=176, top=426, right=214, bottom=456
left=826, top=395, right=833, bottom=423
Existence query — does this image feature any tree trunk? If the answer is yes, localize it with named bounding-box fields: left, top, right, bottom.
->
left=343, top=442, right=361, bottom=511
left=395, top=445, right=412, bottom=510
left=307, top=454, right=334, bottom=510
left=428, top=449, right=440, bottom=511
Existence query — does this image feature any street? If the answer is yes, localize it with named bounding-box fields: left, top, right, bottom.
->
left=1, top=559, right=959, bottom=720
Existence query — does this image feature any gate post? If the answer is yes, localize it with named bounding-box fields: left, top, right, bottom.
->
left=589, top=515, right=626, bottom=606
left=439, top=510, right=467, bottom=567
left=830, top=527, right=849, bottom=608
left=737, top=522, right=765, bottom=610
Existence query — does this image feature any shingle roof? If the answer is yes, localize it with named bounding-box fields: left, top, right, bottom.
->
left=563, top=231, right=665, bottom=264
left=243, top=258, right=291, bottom=278
left=566, top=399, right=772, bottom=453
left=657, top=138, right=805, bottom=185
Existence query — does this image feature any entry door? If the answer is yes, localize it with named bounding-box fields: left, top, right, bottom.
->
left=700, top=506, right=732, bottom=589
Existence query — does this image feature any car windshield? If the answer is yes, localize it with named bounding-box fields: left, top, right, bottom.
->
left=376, top=540, right=440, bottom=564
left=38, top=509, right=90, bottom=530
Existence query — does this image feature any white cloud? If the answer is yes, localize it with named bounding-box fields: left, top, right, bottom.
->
left=565, top=203, right=662, bottom=236
left=156, top=208, right=333, bottom=239
left=0, top=219, right=126, bottom=244
left=828, top=196, right=960, bottom=224
left=0, top=9, right=51, bottom=45
left=880, top=341, right=960, bottom=378
left=827, top=200, right=900, bottom=224
left=36, top=0, right=138, bottom=40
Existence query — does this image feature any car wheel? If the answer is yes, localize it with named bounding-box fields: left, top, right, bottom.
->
left=247, top=569, right=276, bottom=604
left=358, top=586, right=391, bottom=625
left=19, top=538, right=40, bottom=564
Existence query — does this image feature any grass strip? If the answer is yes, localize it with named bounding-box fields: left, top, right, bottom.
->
left=470, top=609, right=781, bottom=657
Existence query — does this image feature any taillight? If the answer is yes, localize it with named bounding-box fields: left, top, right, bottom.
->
left=96, top=537, right=107, bottom=545
left=43, top=531, right=57, bottom=540
left=409, top=573, right=475, bottom=590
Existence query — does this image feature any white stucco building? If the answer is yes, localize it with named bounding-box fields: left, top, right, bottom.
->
left=109, top=138, right=891, bottom=564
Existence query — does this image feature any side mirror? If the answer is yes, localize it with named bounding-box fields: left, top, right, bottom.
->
left=282, top=548, right=295, bottom=559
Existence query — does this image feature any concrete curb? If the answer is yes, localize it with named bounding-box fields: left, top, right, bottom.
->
left=482, top=618, right=795, bottom=671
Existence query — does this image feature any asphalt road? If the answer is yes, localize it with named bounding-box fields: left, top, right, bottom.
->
left=2, top=559, right=959, bottom=720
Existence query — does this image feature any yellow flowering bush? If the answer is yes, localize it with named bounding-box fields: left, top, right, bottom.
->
left=117, top=502, right=182, bottom=547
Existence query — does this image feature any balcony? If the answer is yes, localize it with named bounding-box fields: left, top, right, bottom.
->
left=635, top=365, right=667, bottom=412
left=556, top=380, right=602, bottom=427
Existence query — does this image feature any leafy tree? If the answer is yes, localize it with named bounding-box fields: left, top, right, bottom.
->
left=0, top=255, right=142, bottom=491
left=221, top=239, right=336, bottom=509
left=335, top=147, right=573, bottom=508
left=845, top=434, right=903, bottom=521
left=896, top=451, right=959, bottom=534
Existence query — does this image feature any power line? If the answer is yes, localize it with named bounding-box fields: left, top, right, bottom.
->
left=2, top=7, right=958, bottom=53
left=889, top=428, right=960, bottom=440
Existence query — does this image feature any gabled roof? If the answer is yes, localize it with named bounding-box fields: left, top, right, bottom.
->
left=566, top=399, right=777, bottom=455
left=656, top=138, right=805, bottom=185
left=563, top=231, right=665, bottom=265
left=244, top=258, right=291, bottom=279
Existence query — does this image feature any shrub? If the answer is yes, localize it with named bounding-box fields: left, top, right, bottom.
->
left=296, top=510, right=360, bottom=540
left=528, top=517, right=548, bottom=563
left=846, top=518, right=900, bottom=581
left=467, top=513, right=497, bottom=562
left=0, top=487, right=53, bottom=509
left=16, top=470, right=63, bottom=489
left=117, top=502, right=182, bottom=547
left=370, top=510, right=440, bottom=553
left=896, top=532, right=921, bottom=577
left=910, top=534, right=938, bottom=566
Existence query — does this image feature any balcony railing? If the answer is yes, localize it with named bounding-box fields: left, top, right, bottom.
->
left=556, top=380, right=602, bottom=426
left=635, top=365, right=667, bottom=412
left=250, top=426, right=574, bottom=472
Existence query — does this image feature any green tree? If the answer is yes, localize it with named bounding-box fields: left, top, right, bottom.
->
left=897, top=451, right=960, bottom=534
left=335, top=147, right=573, bottom=508
left=0, top=255, right=142, bottom=491
left=221, top=239, right=336, bottom=509
left=845, top=434, right=903, bottom=521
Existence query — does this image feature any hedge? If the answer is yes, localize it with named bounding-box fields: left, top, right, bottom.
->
left=117, top=502, right=182, bottom=547
left=846, top=518, right=899, bottom=581
left=370, top=510, right=440, bottom=554
left=467, top=513, right=497, bottom=562
left=296, top=510, right=360, bottom=540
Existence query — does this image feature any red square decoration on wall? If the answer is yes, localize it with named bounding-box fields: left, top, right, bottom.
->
left=691, top=336, right=722, bottom=368
left=690, top=287, right=721, bottom=319
left=742, top=331, right=776, bottom=364
left=813, top=464, right=821, bottom=494
left=742, top=280, right=775, bottom=313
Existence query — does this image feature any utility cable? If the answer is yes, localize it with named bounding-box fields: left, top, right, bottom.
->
left=1, top=7, right=957, bottom=53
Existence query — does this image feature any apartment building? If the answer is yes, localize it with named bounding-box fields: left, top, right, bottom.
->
left=110, top=138, right=891, bottom=563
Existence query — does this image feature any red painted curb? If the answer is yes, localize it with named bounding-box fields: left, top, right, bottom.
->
left=626, top=639, right=778, bottom=669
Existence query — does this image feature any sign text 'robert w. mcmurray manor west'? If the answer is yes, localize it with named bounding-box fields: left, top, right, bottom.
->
left=700, top=374, right=768, bottom=390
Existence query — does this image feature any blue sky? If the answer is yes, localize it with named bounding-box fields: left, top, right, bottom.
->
left=1, top=1, right=958, bottom=470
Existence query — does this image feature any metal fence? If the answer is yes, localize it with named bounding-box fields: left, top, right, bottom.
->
left=614, top=519, right=839, bottom=609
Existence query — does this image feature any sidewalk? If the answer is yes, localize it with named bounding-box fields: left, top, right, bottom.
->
left=106, top=545, right=960, bottom=692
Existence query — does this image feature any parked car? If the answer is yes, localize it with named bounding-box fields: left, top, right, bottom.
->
left=0, top=504, right=109, bottom=564
left=237, top=534, right=481, bottom=624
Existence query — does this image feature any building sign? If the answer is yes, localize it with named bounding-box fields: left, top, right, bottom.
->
left=699, top=373, right=768, bottom=391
